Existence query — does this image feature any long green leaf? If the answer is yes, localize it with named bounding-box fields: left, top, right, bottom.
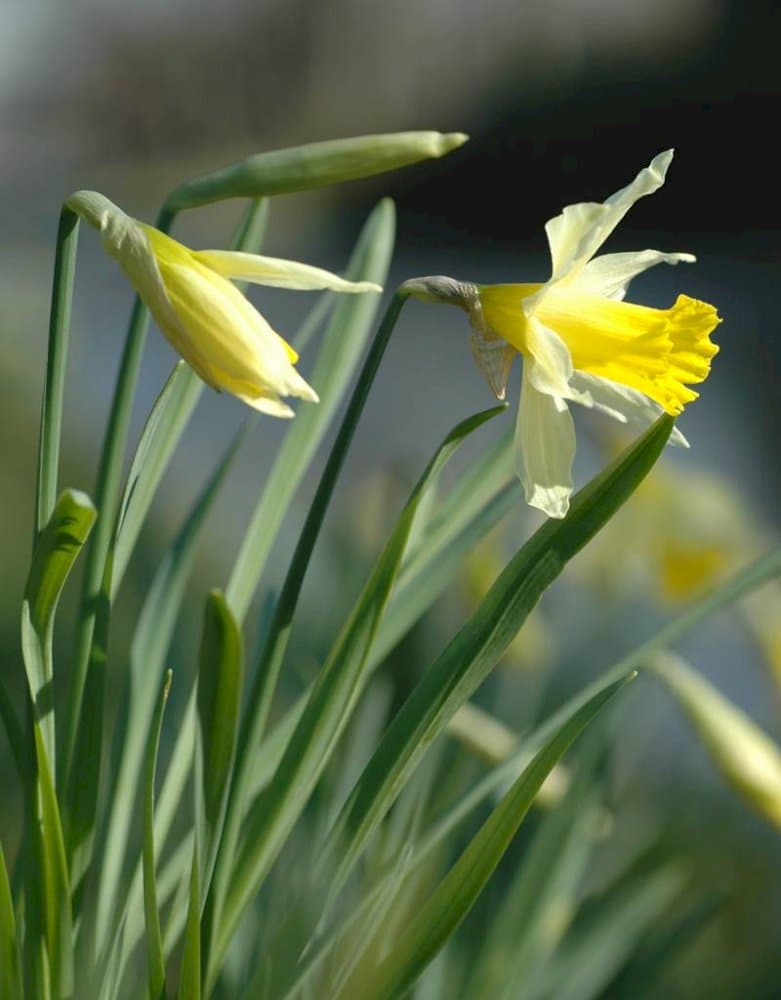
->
left=21, top=488, right=96, bottom=764
left=93, top=429, right=245, bottom=959
left=36, top=206, right=79, bottom=537
left=241, top=439, right=518, bottom=807
left=352, top=673, right=633, bottom=1000
left=210, top=404, right=506, bottom=988
left=177, top=842, right=201, bottom=1000
left=34, top=724, right=74, bottom=998
left=143, top=671, right=173, bottom=1000
left=319, top=416, right=673, bottom=895
left=196, top=592, right=244, bottom=899
left=226, top=197, right=396, bottom=621
left=0, top=844, right=21, bottom=1000
left=112, top=362, right=203, bottom=594
left=202, top=286, right=412, bottom=980
left=525, top=868, right=683, bottom=1000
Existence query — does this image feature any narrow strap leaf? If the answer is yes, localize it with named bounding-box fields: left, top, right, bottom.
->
left=208, top=404, right=505, bottom=987
left=21, top=489, right=96, bottom=765
left=202, top=286, right=411, bottom=979
left=0, top=843, right=22, bottom=1000
left=176, top=841, right=201, bottom=1000
left=319, top=416, right=673, bottom=896
left=92, top=428, right=245, bottom=961
left=226, top=198, right=396, bottom=621
left=36, top=207, right=80, bottom=537
left=111, top=362, right=203, bottom=595
left=362, top=674, right=633, bottom=1000
left=144, top=671, right=173, bottom=1000
left=196, top=592, right=244, bottom=900
left=33, top=724, right=75, bottom=998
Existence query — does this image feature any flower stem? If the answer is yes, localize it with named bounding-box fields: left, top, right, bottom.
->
left=35, top=206, right=80, bottom=540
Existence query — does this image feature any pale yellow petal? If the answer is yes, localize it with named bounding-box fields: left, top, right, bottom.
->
left=193, top=250, right=382, bottom=294
left=516, top=367, right=575, bottom=519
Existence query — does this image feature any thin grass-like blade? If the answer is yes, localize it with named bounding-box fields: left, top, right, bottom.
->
left=143, top=671, right=172, bottom=1000
left=196, top=592, right=244, bottom=898
left=320, top=416, right=673, bottom=896
left=112, top=362, right=203, bottom=594
left=93, top=429, right=244, bottom=958
left=242, top=437, right=518, bottom=805
left=34, top=724, right=74, bottom=998
left=21, top=489, right=96, bottom=764
left=0, top=844, right=22, bottom=1000
left=524, top=868, right=683, bottom=1000
left=351, top=674, right=633, bottom=1000
left=36, top=207, right=79, bottom=537
left=210, top=405, right=506, bottom=986
left=177, top=842, right=201, bottom=1000
left=226, top=198, right=396, bottom=621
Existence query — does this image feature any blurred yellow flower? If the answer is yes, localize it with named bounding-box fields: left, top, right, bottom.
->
left=652, top=651, right=781, bottom=830
left=573, top=459, right=781, bottom=687
left=67, top=191, right=381, bottom=417
left=406, top=152, right=720, bottom=518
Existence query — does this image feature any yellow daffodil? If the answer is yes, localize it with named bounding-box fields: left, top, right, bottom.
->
left=405, top=151, right=721, bottom=518
left=66, top=191, right=381, bottom=417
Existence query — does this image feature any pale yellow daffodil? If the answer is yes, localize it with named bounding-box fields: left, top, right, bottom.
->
left=406, top=151, right=721, bottom=518
left=67, top=191, right=381, bottom=417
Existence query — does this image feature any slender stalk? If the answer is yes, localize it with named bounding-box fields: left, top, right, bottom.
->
left=203, top=288, right=410, bottom=986
left=61, top=204, right=176, bottom=792
left=36, top=206, right=79, bottom=540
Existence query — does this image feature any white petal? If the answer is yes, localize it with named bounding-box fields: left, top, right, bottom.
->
left=524, top=318, right=574, bottom=397
left=568, top=370, right=689, bottom=447
left=545, top=202, right=611, bottom=282
left=580, top=250, right=695, bottom=301
left=235, top=391, right=296, bottom=418
left=545, top=150, right=674, bottom=281
left=516, top=366, right=576, bottom=519
left=193, top=250, right=382, bottom=294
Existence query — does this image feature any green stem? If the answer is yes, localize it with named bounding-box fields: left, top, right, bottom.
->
left=61, top=204, right=177, bottom=792
left=203, top=288, right=410, bottom=987
left=36, top=206, right=79, bottom=540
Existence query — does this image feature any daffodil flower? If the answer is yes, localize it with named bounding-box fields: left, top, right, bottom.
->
left=66, top=191, right=381, bottom=417
left=405, top=151, right=721, bottom=518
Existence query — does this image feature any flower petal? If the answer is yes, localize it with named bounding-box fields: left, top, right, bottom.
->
left=516, top=366, right=576, bottom=518
left=193, top=250, right=382, bottom=294
left=524, top=318, right=574, bottom=397
left=580, top=249, right=695, bottom=301
left=545, top=150, right=674, bottom=281
left=568, top=370, right=689, bottom=446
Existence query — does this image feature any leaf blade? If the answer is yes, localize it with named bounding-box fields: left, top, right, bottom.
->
left=320, top=416, right=673, bottom=895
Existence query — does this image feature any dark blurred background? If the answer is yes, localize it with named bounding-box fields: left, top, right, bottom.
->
left=1, top=0, right=780, bottom=993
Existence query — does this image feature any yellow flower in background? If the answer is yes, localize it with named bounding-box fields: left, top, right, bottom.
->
left=406, top=151, right=721, bottom=518
left=651, top=651, right=781, bottom=831
left=67, top=191, right=381, bottom=417
left=573, top=457, right=781, bottom=688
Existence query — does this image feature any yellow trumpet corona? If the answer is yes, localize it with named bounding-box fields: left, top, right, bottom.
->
left=67, top=191, right=381, bottom=417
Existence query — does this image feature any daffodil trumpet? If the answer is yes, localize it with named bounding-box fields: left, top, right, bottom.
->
left=66, top=191, right=381, bottom=418
left=404, top=151, right=721, bottom=518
